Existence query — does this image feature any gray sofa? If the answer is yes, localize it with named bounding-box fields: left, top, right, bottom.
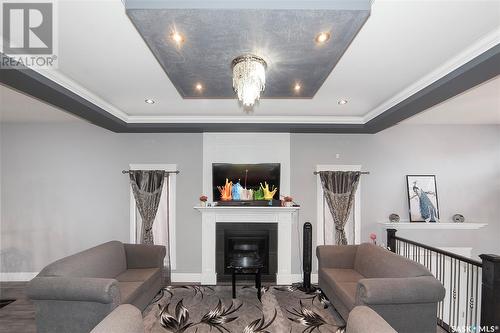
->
left=347, top=306, right=396, bottom=333
left=27, top=240, right=166, bottom=333
left=90, top=304, right=144, bottom=333
left=317, top=243, right=445, bottom=333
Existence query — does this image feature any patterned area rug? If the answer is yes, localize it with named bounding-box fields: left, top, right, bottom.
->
left=143, top=285, right=345, bottom=333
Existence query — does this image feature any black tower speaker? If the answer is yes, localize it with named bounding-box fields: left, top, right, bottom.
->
left=298, top=222, right=316, bottom=292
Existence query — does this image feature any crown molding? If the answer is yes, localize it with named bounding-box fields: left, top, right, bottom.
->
left=127, top=115, right=365, bottom=124
left=363, top=28, right=500, bottom=123
left=32, top=68, right=129, bottom=122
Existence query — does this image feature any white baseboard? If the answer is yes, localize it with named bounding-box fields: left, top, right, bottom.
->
left=281, top=273, right=318, bottom=285
left=0, top=272, right=38, bottom=281
left=171, top=273, right=202, bottom=283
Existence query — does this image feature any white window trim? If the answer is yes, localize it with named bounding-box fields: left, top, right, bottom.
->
left=129, top=163, right=177, bottom=270
left=316, top=164, right=362, bottom=246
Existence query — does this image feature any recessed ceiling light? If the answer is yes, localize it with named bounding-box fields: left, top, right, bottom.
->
left=315, top=32, right=331, bottom=44
left=195, top=83, right=203, bottom=91
left=294, top=83, right=301, bottom=92
left=145, top=99, right=155, bottom=104
left=171, top=31, right=184, bottom=45
left=338, top=99, right=348, bottom=105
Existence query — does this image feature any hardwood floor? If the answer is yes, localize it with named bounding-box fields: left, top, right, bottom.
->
left=0, top=282, right=36, bottom=333
left=0, top=281, right=448, bottom=333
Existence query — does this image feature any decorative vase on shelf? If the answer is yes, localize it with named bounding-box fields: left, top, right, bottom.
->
left=389, top=213, right=400, bottom=223
left=283, top=196, right=293, bottom=207
left=199, top=195, right=208, bottom=207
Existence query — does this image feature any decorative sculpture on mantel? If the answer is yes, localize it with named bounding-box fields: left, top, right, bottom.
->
left=261, top=182, right=278, bottom=201
left=241, top=188, right=253, bottom=201
left=253, top=187, right=265, bottom=200
left=232, top=181, right=243, bottom=200
left=217, top=179, right=233, bottom=201
left=215, top=177, right=278, bottom=201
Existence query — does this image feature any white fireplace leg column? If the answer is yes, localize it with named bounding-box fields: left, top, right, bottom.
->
left=276, top=211, right=293, bottom=285
left=200, top=211, right=217, bottom=285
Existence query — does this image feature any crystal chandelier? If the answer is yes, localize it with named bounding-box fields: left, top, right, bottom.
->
left=231, top=55, right=267, bottom=107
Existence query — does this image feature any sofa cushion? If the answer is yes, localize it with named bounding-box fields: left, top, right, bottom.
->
left=118, top=282, right=143, bottom=304
left=320, top=268, right=360, bottom=311
left=354, top=243, right=431, bottom=279
left=118, top=268, right=162, bottom=304
left=116, top=268, right=160, bottom=282
left=321, top=268, right=365, bottom=283
left=39, top=241, right=127, bottom=279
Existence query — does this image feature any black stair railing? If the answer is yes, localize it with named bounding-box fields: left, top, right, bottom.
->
left=386, top=229, right=500, bottom=332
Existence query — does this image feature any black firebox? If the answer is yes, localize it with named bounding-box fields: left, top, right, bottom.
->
left=216, top=223, right=277, bottom=283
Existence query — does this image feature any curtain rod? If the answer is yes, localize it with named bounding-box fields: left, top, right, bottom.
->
left=313, top=171, right=370, bottom=175
left=122, top=170, right=180, bottom=175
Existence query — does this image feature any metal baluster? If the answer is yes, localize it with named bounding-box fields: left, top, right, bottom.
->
left=465, top=263, right=469, bottom=326
left=430, top=248, right=432, bottom=273
left=448, top=258, right=453, bottom=325
left=474, top=266, right=479, bottom=327
left=437, top=252, right=441, bottom=323
left=454, top=258, right=458, bottom=327
left=469, top=266, right=474, bottom=326
left=456, top=260, right=461, bottom=327
left=442, top=253, right=446, bottom=327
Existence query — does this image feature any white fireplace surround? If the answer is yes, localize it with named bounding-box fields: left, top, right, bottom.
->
left=195, top=206, right=300, bottom=285
left=194, top=133, right=296, bottom=284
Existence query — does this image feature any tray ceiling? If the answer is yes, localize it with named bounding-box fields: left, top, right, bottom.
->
left=1, top=0, right=499, bottom=132
left=125, top=6, right=370, bottom=98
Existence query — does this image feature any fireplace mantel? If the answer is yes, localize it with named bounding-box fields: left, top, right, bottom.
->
left=195, top=206, right=300, bottom=285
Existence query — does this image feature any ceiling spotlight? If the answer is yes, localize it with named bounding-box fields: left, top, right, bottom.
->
left=294, top=83, right=301, bottom=92
left=171, top=31, right=184, bottom=45
left=315, top=32, right=331, bottom=44
left=338, top=99, right=348, bottom=105
left=145, top=99, right=155, bottom=104
left=195, top=83, right=203, bottom=91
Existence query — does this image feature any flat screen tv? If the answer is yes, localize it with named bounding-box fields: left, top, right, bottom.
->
left=212, top=163, right=280, bottom=201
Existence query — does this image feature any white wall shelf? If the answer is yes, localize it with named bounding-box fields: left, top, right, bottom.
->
left=378, top=222, right=487, bottom=230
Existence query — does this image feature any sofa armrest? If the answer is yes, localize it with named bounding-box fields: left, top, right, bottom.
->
left=27, top=276, right=120, bottom=304
left=347, top=306, right=397, bottom=333
left=356, top=276, right=446, bottom=305
left=90, top=304, right=144, bottom=333
left=124, top=243, right=166, bottom=269
left=316, top=245, right=358, bottom=269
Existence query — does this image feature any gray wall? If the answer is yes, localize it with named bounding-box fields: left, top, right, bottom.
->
left=291, top=125, right=500, bottom=264
left=0, top=123, right=202, bottom=273
left=1, top=122, right=499, bottom=276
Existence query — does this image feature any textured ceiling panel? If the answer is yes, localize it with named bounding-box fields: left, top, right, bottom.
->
left=126, top=6, right=370, bottom=98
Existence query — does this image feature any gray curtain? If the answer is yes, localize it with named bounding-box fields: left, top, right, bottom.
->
left=319, top=171, right=361, bottom=245
left=129, top=170, right=165, bottom=245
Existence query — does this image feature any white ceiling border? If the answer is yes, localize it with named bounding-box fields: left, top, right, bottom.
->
left=32, top=68, right=129, bottom=122
left=127, top=115, right=365, bottom=124
left=363, top=28, right=500, bottom=123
